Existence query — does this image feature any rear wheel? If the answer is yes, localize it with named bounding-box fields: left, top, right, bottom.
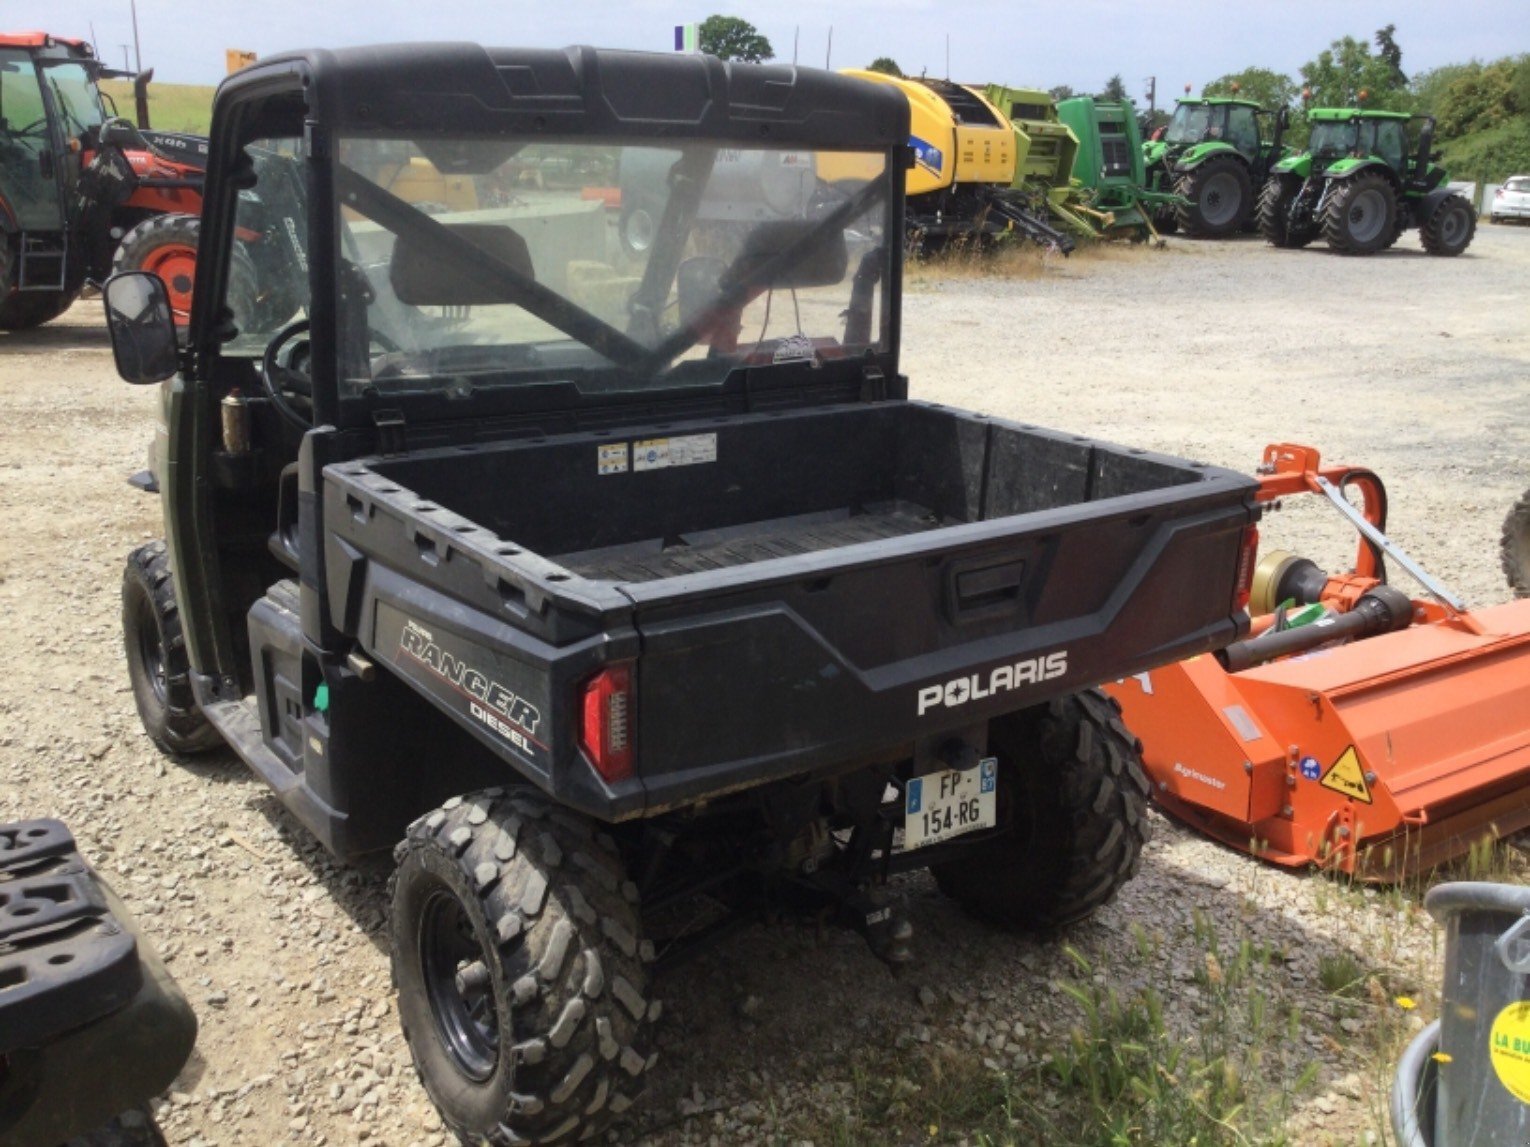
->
left=931, top=690, right=1150, bottom=931
left=1174, top=155, right=1253, bottom=238
left=113, top=215, right=201, bottom=325
left=392, top=789, right=655, bottom=1145
left=1322, top=174, right=1397, bottom=255
left=1420, top=193, right=1476, bottom=256
left=1503, top=489, right=1530, bottom=598
left=1257, top=175, right=1317, bottom=248
left=122, top=542, right=221, bottom=755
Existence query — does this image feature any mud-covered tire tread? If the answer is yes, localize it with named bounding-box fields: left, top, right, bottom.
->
left=931, top=689, right=1150, bottom=932
left=1257, top=175, right=1316, bottom=248
left=1174, top=154, right=1253, bottom=238
left=1502, top=489, right=1530, bottom=598
left=121, top=541, right=221, bottom=755
left=1419, top=192, right=1476, bottom=257
left=1321, top=173, right=1397, bottom=255
left=391, top=789, right=653, bottom=1145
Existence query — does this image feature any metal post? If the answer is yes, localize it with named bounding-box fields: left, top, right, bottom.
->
left=120, top=45, right=131, bottom=72
left=129, top=0, right=143, bottom=72
left=824, top=27, right=832, bottom=69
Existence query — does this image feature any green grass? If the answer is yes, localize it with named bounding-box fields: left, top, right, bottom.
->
left=1439, top=116, right=1530, bottom=186
left=787, top=934, right=1317, bottom=1147
left=99, top=80, right=215, bottom=135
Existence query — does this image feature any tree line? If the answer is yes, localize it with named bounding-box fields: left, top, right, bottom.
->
left=695, top=16, right=1529, bottom=181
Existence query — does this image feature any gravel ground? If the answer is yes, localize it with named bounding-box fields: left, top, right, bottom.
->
left=1, top=224, right=1527, bottom=1147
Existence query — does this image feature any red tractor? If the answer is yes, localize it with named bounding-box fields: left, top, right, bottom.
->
left=0, top=32, right=206, bottom=329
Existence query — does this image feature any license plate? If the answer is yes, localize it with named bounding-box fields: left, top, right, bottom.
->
left=897, top=759, right=998, bottom=852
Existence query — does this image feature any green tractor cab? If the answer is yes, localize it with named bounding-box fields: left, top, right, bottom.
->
left=1143, top=96, right=1289, bottom=237
left=1258, top=108, right=1475, bottom=256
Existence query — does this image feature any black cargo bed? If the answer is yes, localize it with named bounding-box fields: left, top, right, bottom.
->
left=556, top=500, right=942, bottom=582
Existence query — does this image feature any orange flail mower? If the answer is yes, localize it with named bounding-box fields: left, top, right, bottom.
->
left=1104, top=443, right=1530, bottom=879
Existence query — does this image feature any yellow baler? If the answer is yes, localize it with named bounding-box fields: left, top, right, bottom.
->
left=840, top=71, right=1072, bottom=251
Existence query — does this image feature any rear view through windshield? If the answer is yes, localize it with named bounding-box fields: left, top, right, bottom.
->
left=328, top=139, right=893, bottom=397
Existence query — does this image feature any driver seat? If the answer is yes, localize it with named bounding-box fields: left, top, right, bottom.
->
left=390, top=223, right=535, bottom=306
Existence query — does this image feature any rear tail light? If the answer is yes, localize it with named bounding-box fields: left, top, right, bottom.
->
left=1233, top=525, right=1260, bottom=611
left=580, top=664, right=634, bottom=782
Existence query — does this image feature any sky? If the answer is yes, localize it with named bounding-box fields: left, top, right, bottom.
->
left=12, top=0, right=1529, bottom=99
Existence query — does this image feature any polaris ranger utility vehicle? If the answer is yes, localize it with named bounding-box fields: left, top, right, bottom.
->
left=1143, top=96, right=1289, bottom=237
left=1258, top=108, right=1475, bottom=256
left=105, top=44, right=1260, bottom=1144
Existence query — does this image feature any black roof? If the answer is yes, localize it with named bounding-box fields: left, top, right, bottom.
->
left=221, top=43, right=909, bottom=148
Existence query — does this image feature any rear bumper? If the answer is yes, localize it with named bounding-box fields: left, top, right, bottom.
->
left=1491, top=201, right=1530, bottom=220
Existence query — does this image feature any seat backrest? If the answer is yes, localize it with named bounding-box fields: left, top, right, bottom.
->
left=390, top=223, right=534, bottom=306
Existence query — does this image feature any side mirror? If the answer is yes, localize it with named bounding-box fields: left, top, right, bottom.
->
left=103, top=272, right=179, bottom=384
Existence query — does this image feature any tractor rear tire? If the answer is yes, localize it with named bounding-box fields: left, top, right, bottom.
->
left=1322, top=174, right=1397, bottom=256
left=1503, top=489, right=1530, bottom=599
left=392, top=789, right=655, bottom=1146
left=1257, top=175, right=1317, bottom=248
left=114, top=215, right=202, bottom=325
left=0, top=289, right=81, bottom=331
left=931, top=689, right=1150, bottom=932
left=122, top=542, right=222, bottom=755
left=1174, top=155, right=1253, bottom=238
left=1420, top=193, right=1476, bottom=256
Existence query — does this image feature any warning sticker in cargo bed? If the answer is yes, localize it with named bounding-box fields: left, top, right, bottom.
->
left=597, top=443, right=629, bottom=474
left=632, top=434, right=718, bottom=472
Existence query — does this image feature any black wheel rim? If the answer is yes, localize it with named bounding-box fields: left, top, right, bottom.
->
left=136, top=600, right=168, bottom=707
left=419, top=886, right=500, bottom=1081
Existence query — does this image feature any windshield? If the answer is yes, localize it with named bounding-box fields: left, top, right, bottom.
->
left=1308, top=121, right=1359, bottom=157
left=38, top=62, right=105, bottom=138
left=1165, top=103, right=1219, bottom=145
left=329, top=138, right=892, bottom=399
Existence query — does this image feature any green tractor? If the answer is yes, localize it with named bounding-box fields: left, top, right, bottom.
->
left=1143, top=96, right=1289, bottom=237
left=1258, top=108, right=1475, bottom=256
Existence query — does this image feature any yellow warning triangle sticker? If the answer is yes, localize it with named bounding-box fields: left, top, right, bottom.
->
left=1320, top=746, right=1372, bottom=804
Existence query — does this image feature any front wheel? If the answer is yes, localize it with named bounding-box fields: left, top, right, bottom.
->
left=392, top=790, right=656, bottom=1145
left=1322, top=174, right=1397, bottom=255
left=113, top=214, right=202, bottom=325
left=122, top=541, right=221, bottom=755
left=1174, top=155, right=1253, bottom=238
left=1420, top=193, right=1476, bottom=256
left=931, top=690, right=1150, bottom=931
left=1257, top=175, right=1317, bottom=248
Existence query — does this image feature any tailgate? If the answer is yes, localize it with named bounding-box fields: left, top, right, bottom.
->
left=625, top=463, right=1256, bottom=809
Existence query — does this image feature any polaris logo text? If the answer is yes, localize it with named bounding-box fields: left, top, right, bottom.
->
left=398, top=621, right=543, bottom=753
left=916, top=652, right=1068, bottom=716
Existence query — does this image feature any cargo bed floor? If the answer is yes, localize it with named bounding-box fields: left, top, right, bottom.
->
left=556, top=500, right=943, bottom=583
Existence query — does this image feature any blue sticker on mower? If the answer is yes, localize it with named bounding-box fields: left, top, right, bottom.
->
left=1299, top=756, right=1322, bottom=781
left=906, top=778, right=924, bottom=814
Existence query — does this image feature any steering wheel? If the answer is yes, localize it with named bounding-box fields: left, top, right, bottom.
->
left=261, top=319, right=314, bottom=431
